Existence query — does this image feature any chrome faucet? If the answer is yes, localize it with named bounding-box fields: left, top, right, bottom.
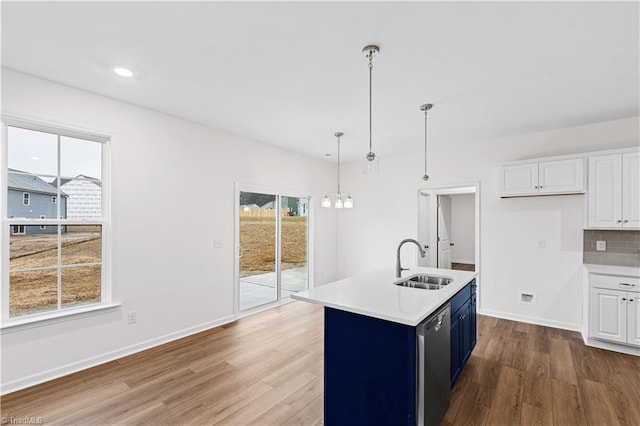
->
left=396, top=239, right=426, bottom=278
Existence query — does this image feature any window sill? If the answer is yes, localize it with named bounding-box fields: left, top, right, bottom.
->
left=1, top=302, right=122, bottom=333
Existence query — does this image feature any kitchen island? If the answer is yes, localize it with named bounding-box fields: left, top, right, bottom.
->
left=292, top=267, right=477, bottom=425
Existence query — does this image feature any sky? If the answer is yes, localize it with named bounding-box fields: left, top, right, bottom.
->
left=7, top=126, right=102, bottom=180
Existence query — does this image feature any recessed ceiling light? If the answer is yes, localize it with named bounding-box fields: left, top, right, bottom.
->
left=113, top=67, right=134, bottom=78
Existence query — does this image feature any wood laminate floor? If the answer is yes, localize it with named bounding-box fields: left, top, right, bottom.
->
left=2, top=302, right=639, bottom=425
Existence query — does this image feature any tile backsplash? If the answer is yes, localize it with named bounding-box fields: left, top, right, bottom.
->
left=583, top=230, right=640, bottom=268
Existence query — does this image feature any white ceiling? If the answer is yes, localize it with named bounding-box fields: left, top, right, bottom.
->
left=2, top=1, right=638, bottom=161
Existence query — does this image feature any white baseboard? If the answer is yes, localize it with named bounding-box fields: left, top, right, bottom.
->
left=0, top=314, right=236, bottom=395
left=583, top=336, right=640, bottom=356
left=478, top=308, right=581, bottom=332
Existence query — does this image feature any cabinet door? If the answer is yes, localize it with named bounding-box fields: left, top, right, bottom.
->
left=628, top=294, right=640, bottom=347
left=589, top=287, right=626, bottom=343
left=500, top=163, right=539, bottom=196
left=459, top=302, right=472, bottom=366
left=469, top=293, right=477, bottom=350
left=538, top=158, right=585, bottom=194
left=622, top=152, right=640, bottom=229
left=588, top=155, right=622, bottom=228
left=450, top=311, right=462, bottom=388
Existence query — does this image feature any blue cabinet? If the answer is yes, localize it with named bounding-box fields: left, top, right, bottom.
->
left=450, top=279, right=477, bottom=388
left=323, top=278, right=477, bottom=423
left=324, top=307, right=417, bottom=426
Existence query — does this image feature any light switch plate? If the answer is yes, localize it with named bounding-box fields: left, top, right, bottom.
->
left=596, top=240, right=606, bottom=251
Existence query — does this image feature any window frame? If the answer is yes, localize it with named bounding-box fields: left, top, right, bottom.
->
left=1, top=114, right=112, bottom=325
left=51, top=195, right=57, bottom=204
left=22, top=192, right=30, bottom=205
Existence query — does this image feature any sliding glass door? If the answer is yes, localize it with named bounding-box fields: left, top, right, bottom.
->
left=237, top=189, right=309, bottom=312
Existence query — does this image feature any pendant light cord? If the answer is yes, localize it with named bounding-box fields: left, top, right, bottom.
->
left=424, top=109, right=428, bottom=177
left=420, top=103, right=432, bottom=181
left=368, top=55, right=373, bottom=156
left=337, top=134, right=341, bottom=195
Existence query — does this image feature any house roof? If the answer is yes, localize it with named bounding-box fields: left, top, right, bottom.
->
left=8, top=170, right=67, bottom=196
left=52, top=174, right=102, bottom=188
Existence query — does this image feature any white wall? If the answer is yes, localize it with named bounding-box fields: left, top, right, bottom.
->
left=450, top=194, right=475, bottom=264
left=0, top=69, right=338, bottom=393
left=337, top=115, right=639, bottom=331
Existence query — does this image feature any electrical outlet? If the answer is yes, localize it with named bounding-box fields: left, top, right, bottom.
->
left=537, top=239, right=546, bottom=248
left=520, top=293, right=535, bottom=305
left=127, top=311, right=137, bottom=324
left=213, top=240, right=223, bottom=248
left=596, top=240, right=606, bottom=251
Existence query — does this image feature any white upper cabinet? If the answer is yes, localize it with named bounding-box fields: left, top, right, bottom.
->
left=588, top=152, right=639, bottom=229
left=500, top=163, right=538, bottom=196
left=539, top=159, right=585, bottom=194
left=500, top=158, right=584, bottom=197
left=622, top=152, right=640, bottom=228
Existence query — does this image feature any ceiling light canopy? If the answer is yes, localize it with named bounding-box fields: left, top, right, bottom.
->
left=113, top=67, right=134, bottom=78
left=322, top=132, right=353, bottom=209
left=362, top=45, right=380, bottom=175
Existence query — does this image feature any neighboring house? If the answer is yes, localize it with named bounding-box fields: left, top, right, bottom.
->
left=8, top=170, right=67, bottom=235
left=52, top=175, right=102, bottom=220
left=297, top=198, right=308, bottom=217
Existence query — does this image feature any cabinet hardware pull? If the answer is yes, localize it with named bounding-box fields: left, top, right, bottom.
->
left=620, top=283, right=636, bottom=287
left=540, top=185, right=543, bottom=189
left=622, top=298, right=627, bottom=301
left=534, top=185, right=538, bottom=189
left=617, top=219, right=622, bottom=223
left=624, top=219, right=629, bottom=223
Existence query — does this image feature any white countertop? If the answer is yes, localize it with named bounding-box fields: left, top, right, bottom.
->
left=584, top=263, right=640, bottom=277
left=291, top=267, right=477, bottom=326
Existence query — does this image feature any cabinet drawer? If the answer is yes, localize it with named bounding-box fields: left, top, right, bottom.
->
left=450, top=283, right=472, bottom=314
left=590, top=273, right=640, bottom=292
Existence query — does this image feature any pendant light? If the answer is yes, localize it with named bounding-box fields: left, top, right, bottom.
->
left=321, top=132, right=354, bottom=209
left=420, top=103, right=433, bottom=181
left=362, top=45, right=380, bottom=175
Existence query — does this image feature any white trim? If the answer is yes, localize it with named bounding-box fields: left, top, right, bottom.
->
left=2, top=112, right=112, bottom=143
left=1, top=114, right=112, bottom=323
left=582, top=336, right=640, bottom=357
left=234, top=183, right=313, bottom=316
left=1, top=302, right=121, bottom=332
left=478, top=308, right=581, bottom=332
left=416, top=181, right=481, bottom=309
left=0, top=313, right=236, bottom=395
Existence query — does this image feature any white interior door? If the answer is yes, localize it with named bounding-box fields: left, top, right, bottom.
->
left=437, top=195, right=452, bottom=269
left=417, top=193, right=431, bottom=267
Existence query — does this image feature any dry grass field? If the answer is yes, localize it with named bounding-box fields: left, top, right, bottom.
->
left=9, top=231, right=101, bottom=317
left=9, top=217, right=306, bottom=316
left=240, top=216, right=307, bottom=277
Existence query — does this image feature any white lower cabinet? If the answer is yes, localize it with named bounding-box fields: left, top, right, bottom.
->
left=588, top=274, right=640, bottom=347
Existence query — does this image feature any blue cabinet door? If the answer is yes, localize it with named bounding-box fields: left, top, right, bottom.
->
left=324, top=307, right=416, bottom=426
left=450, top=308, right=462, bottom=387
left=450, top=279, right=477, bottom=388
left=470, top=293, right=477, bottom=350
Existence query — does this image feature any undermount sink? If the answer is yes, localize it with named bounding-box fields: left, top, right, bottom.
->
left=395, top=274, right=453, bottom=290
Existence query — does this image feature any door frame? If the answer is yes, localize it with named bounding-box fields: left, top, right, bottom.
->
left=416, top=182, right=481, bottom=301
left=233, top=182, right=314, bottom=317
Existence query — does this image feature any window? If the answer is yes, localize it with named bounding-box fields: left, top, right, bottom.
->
left=2, top=119, right=109, bottom=320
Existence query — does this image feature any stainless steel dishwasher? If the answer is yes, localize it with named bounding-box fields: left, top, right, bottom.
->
left=416, top=304, right=451, bottom=426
